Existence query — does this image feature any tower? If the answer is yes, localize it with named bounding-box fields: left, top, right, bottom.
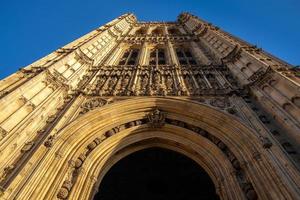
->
left=0, top=12, right=299, bottom=199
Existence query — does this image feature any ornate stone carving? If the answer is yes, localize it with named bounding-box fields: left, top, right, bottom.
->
left=247, top=67, right=271, bottom=85
left=45, top=70, right=70, bottom=90
left=0, top=165, right=15, bottom=182
left=107, top=29, right=118, bottom=39
left=46, top=114, right=57, bottom=123
left=84, top=64, right=233, bottom=97
left=164, top=74, right=175, bottom=95
left=105, top=124, right=126, bottom=137
left=0, top=90, right=9, bottom=98
left=26, top=101, right=36, bottom=110
left=221, top=45, right=241, bottom=64
left=0, top=128, right=7, bottom=141
left=151, top=70, right=164, bottom=95
left=147, top=108, right=166, bottom=128
left=75, top=154, right=86, bottom=169
left=259, top=136, right=272, bottom=149
left=18, top=95, right=28, bottom=104
left=1, top=12, right=299, bottom=200
left=242, top=183, right=258, bottom=200
left=75, top=48, right=94, bottom=65
left=56, top=48, right=74, bottom=54
left=21, top=141, right=34, bottom=153
left=137, top=70, right=150, bottom=95
left=57, top=180, right=73, bottom=199
left=80, top=98, right=108, bottom=115
left=63, top=94, right=73, bottom=103
left=87, top=138, right=102, bottom=151
left=226, top=107, right=237, bottom=114
left=44, top=135, right=55, bottom=148
left=19, top=66, right=45, bottom=76
left=121, top=74, right=131, bottom=94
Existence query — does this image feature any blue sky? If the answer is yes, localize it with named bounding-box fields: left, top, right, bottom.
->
left=0, top=0, right=299, bottom=79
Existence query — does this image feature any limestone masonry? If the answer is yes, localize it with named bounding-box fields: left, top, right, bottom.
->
left=0, top=13, right=299, bottom=199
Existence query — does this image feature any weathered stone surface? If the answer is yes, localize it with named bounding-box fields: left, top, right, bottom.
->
left=0, top=12, right=299, bottom=200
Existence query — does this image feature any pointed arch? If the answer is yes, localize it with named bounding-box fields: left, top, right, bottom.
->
left=5, top=97, right=300, bottom=200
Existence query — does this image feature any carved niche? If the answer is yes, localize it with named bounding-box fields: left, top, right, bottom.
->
left=117, top=72, right=132, bottom=95
left=151, top=70, right=164, bottom=95
left=137, top=70, right=150, bottom=95
left=164, top=73, right=175, bottom=95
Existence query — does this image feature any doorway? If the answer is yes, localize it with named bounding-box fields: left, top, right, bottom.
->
left=94, top=147, right=219, bottom=200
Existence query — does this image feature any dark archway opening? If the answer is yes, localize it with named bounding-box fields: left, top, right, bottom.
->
left=94, top=147, right=220, bottom=200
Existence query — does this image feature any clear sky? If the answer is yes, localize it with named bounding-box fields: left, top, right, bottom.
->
left=0, top=0, right=299, bottom=79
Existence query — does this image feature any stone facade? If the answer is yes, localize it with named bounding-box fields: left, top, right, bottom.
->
left=0, top=13, right=299, bottom=199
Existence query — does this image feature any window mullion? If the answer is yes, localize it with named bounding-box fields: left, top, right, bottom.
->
left=125, top=50, right=133, bottom=66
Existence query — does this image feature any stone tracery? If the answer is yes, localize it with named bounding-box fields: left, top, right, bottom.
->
left=0, top=12, right=299, bottom=200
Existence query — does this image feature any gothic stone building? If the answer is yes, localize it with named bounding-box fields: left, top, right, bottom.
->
left=0, top=13, right=300, bottom=200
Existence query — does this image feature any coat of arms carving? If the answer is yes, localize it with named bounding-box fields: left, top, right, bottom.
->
left=147, top=108, right=166, bottom=128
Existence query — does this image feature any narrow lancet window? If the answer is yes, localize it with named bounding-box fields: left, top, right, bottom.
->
left=176, top=49, right=197, bottom=65
left=149, top=48, right=166, bottom=66
left=118, top=49, right=140, bottom=66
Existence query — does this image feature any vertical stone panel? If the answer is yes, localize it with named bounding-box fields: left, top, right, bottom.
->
left=0, top=12, right=299, bottom=200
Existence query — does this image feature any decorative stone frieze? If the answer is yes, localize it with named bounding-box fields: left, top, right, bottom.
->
left=0, top=12, right=299, bottom=200
left=247, top=67, right=271, bottom=85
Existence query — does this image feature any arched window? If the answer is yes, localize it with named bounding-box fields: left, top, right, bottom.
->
left=151, top=27, right=164, bottom=35
left=168, top=27, right=181, bottom=35
left=176, top=49, right=197, bottom=65
left=118, top=48, right=140, bottom=66
left=135, top=28, right=147, bottom=35
left=149, top=48, right=166, bottom=65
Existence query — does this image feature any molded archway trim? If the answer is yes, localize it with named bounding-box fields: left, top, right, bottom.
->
left=6, top=97, right=300, bottom=200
